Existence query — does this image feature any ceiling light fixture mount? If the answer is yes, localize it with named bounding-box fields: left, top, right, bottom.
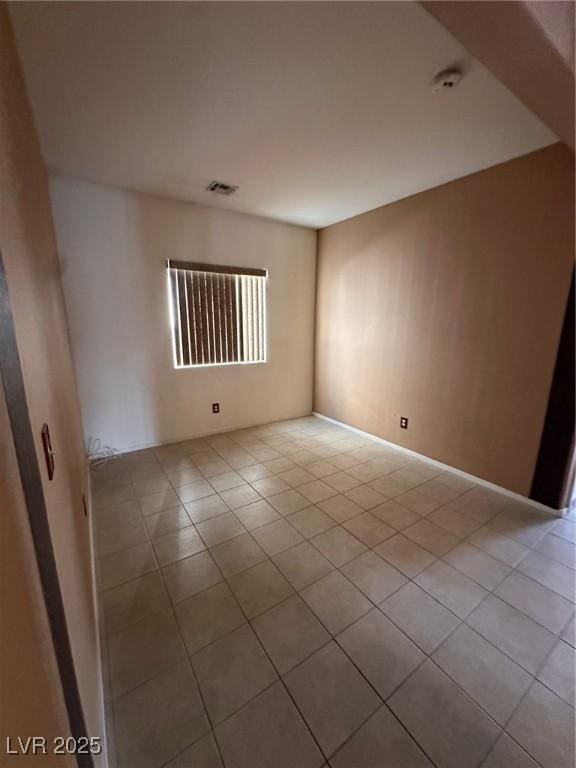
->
left=432, top=67, right=463, bottom=94
left=206, top=180, right=239, bottom=196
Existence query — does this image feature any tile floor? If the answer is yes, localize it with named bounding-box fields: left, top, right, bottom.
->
left=93, top=416, right=576, bottom=768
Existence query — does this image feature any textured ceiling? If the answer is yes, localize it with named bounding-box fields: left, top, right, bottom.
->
left=11, top=1, right=556, bottom=227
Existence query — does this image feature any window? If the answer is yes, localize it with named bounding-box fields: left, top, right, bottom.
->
left=167, top=260, right=267, bottom=368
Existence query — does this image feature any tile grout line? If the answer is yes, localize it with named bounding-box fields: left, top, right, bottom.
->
left=92, top=418, right=574, bottom=768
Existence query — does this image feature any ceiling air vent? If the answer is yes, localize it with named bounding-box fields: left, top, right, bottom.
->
left=206, top=180, right=239, bottom=196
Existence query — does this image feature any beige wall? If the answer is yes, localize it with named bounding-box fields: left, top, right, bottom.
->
left=0, top=3, right=103, bottom=754
left=315, top=144, right=574, bottom=496
left=49, top=176, right=317, bottom=454
left=422, top=1, right=575, bottom=149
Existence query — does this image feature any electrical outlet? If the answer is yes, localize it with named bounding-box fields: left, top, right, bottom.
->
left=400, top=416, right=408, bottom=429
left=212, top=403, right=220, bottom=414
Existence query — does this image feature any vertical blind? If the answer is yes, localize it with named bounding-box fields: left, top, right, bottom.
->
left=167, top=260, right=267, bottom=368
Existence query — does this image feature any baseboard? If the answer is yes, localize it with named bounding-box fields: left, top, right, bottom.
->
left=313, top=412, right=566, bottom=518
left=85, top=467, right=109, bottom=768
left=87, top=411, right=315, bottom=459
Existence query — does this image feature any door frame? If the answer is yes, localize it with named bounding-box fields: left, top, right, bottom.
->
left=0, top=251, right=93, bottom=768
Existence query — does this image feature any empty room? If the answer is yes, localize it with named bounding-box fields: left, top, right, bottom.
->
left=1, top=2, right=574, bottom=767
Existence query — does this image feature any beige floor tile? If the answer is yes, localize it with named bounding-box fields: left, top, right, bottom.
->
left=346, top=463, right=384, bottom=483
left=95, top=483, right=136, bottom=510
left=109, top=609, right=186, bottom=697
left=561, top=613, right=575, bottom=647
left=209, top=471, right=246, bottom=493
left=428, top=506, right=481, bottom=538
left=161, top=455, right=197, bottom=473
left=403, top=519, right=459, bottom=557
left=318, top=494, right=363, bottom=523
left=301, top=570, right=372, bottom=634
left=268, top=489, right=310, bottom=515
left=507, top=682, right=575, bottom=768
left=488, top=509, right=556, bottom=548
left=305, top=460, right=339, bottom=479
left=444, top=541, right=511, bottom=590
left=535, top=533, right=575, bottom=570
left=516, top=550, right=576, bottom=602
left=286, top=506, right=336, bottom=538
left=94, top=499, right=142, bottom=532
left=299, top=479, right=339, bottom=504
left=432, top=624, right=532, bottom=725
left=167, top=467, right=204, bottom=487
left=252, top=595, right=330, bottom=674
left=311, top=526, right=367, bottom=567
left=153, top=526, right=206, bottom=566
left=100, top=418, right=576, bottom=768
left=415, top=560, right=488, bottom=619
left=330, top=454, right=362, bottom=470
left=338, top=609, right=424, bottom=699
left=162, top=551, right=223, bottom=603
left=419, top=478, right=465, bottom=503
left=185, top=495, right=229, bottom=523
left=537, top=639, right=575, bottom=706
left=375, top=533, right=437, bottom=577
left=192, top=624, right=277, bottom=724
left=494, top=571, right=574, bottom=633
left=323, top=471, right=362, bottom=493
left=133, top=476, right=172, bottom=498
left=292, top=450, right=320, bottom=466
left=467, top=526, right=530, bottom=567
left=145, top=507, right=192, bottom=539
left=140, top=488, right=185, bottom=515
left=209, top=533, right=267, bottom=577
left=199, top=460, right=233, bottom=479
left=178, top=437, right=208, bottom=454
left=344, top=485, right=387, bottom=510
left=233, top=499, right=280, bottom=531
left=341, top=551, right=407, bottom=603
left=191, top=450, right=221, bottom=467
left=165, top=733, right=223, bottom=768
left=273, top=541, right=334, bottom=590
left=251, top=519, right=304, bottom=556
left=369, top=474, right=416, bottom=498
left=219, top=484, right=261, bottom=509
left=228, top=559, right=294, bottom=618
left=284, top=642, right=381, bottom=757
left=238, top=464, right=274, bottom=482
left=99, top=542, right=157, bottom=591
left=175, top=480, right=215, bottom=505
left=330, top=706, right=433, bottom=768
left=278, top=467, right=317, bottom=488
left=343, top=512, right=395, bottom=547
left=195, top=512, right=246, bottom=547
left=448, top=488, right=503, bottom=524
left=264, top=457, right=298, bottom=473
left=228, top=453, right=261, bottom=471
left=482, top=734, right=539, bottom=768
left=215, top=681, right=323, bottom=768
left=115, top=661, right=209, bottom=768
left=466, top=595, right=557, bottom=675
left=389, top=660, right=500, bottom=768
left=371, top=500, right=420, bottom=531
left=435, top=472, right=477, bottom=493
left=250, top=476, right=292, bottom=497
left=103, top=572, right=169, bottom=635
left=252, top=447, right=282, bottom=462
left=394, top=487, right=445, bottom=515
left=175, top=582, right=246, bottom=654
left=97, top=518, right=149, bottom=557
left=381, top=582, right=460, bottom=654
